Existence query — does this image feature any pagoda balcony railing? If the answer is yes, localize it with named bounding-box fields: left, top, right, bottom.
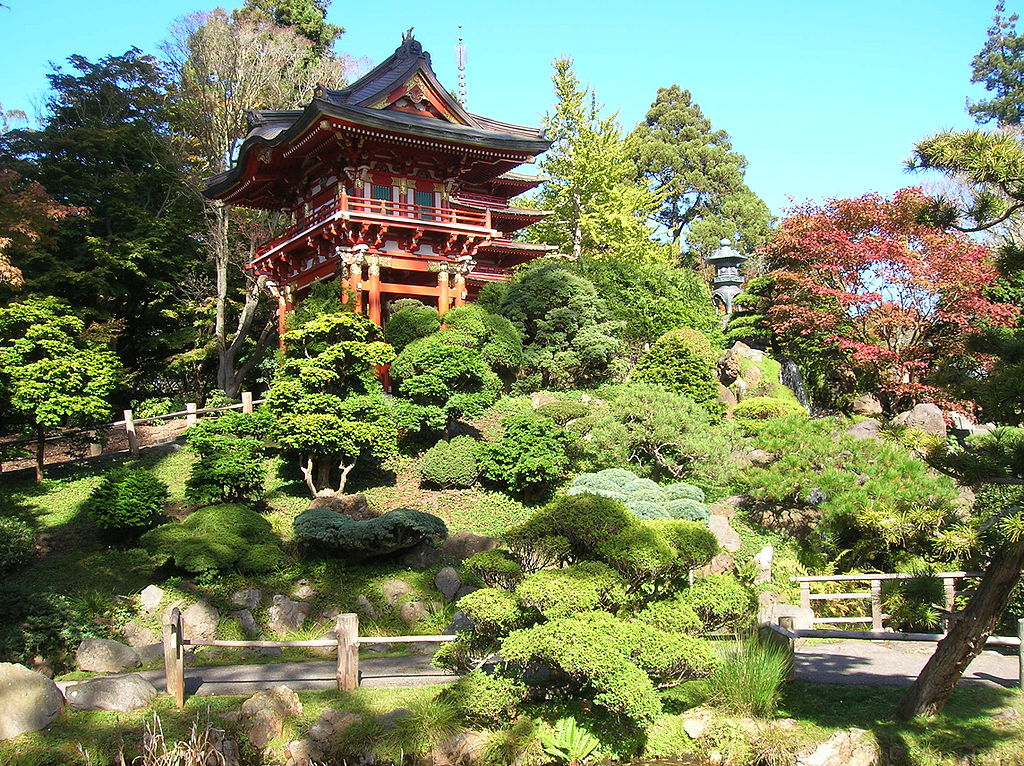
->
left=254, top=192, right=493, bottom=263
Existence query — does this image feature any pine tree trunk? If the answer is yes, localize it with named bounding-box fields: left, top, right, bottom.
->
left=894, top=539, right=1024, bottom=720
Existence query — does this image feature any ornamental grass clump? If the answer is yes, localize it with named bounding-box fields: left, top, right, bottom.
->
left=709, top=638, right=790, bottom=718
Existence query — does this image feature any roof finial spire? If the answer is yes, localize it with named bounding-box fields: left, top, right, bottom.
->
left=402, top=27, right=415, bottom=43
left=455, top=24, right=467, bottom=107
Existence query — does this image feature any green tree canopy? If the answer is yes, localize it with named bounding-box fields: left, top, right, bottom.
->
left=969, top=1, right=1024, bottom=126
left=0, top=297, right=122, bottom=481
left=630, top=84, right=773, bottom=263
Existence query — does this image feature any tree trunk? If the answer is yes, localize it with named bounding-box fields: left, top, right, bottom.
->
left=34, top=428, right=45, bottom=483
left=894, top=539, right=1024, bottom=719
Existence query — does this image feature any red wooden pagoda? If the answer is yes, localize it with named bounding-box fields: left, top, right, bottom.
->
left=205, top=32, right=553, bottom=336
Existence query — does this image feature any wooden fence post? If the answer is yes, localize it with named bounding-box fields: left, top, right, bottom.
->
left=163, top=607, right=185, bottom=709
left=185, top=403, right=197, bottom=428
left=87, top=430, right=102, bottom=458
left=241, top=391, right=254, bottom=414
left=870, top=581, right=883, bottom=631
left=123, top=410, right=139, bottom=456
left=799, top=582, right=811, bottom=610
left=1018, top=618, right=1024, bottom=690
left=336, top=613, right=359, bottom=691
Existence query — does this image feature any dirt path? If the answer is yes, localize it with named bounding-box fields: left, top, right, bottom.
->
left=795, top=639, right=1018, bottom=688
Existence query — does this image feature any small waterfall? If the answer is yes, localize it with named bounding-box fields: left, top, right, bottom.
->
left=780, top=358, right=811, bottom=408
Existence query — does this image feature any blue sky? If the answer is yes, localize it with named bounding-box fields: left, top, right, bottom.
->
left=0, top=0, right=1012, bottom=216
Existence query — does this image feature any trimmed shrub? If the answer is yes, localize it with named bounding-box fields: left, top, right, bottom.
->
left=237, top=543, right=288, bottom=575
left=439, top=669, right=526, bottom=726
left=185, top=412, right=270, bottom=503
left=130, top=396, right=177, bottom=419
left=504, top=494, right=634, bottom=566
left=386, top=305, right=442, bottom=351
left=464, top=550, right=523, bottom=590
left=567, top=468, right=710, bottom=522
left=632, top=328, right=719, bottom=408
left=140, top=504, right=280, bottom=574
left=535, top=400, right=590, bottom=425
left=479, top=414, right=571, bottom=496
left=681, top=574, right=754, bottom=631
left=515, top=562, right=628, bottom=619
left=418, top=436, right=482, bottom=488
left=84, top=467, right=168, bottom=534
left=294, top=506, right=447, bottom=559
left=0, top=517, right=35, bottom=572
left=635, top=596, right=703, bottom=635
left=456, top=587, right=526, bottom=636
left=732, top=396, right=807, bottom=433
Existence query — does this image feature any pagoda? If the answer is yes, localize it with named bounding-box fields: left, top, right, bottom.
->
left=205, top=32, right=554, bottom=337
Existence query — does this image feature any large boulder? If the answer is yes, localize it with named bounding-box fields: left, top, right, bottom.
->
left=708, top=515, right=742, bottom=553
left=441, top=531, right=498, bottom=563
left=138, top=584, right=164, bottom=613
left=65, top=674, right=157, bottom=712
left=847, top=419, right=882, bottom=441
left=232, top=589, right=262, bottom=610
left=76, top=638, right=140, bottom=673
left=892, top=403, right=946, bottom=439
left=0, top=663, right=64, bottom=740
left=267, top=595, right=310, bottom=635
left=796, top=727, right=879, bottom=766
left=381, top=578, right=413, bottom=606
left=307, top=492, right=373, bottom=521
left=434, top=567, right=463, bottom=603
left=396, top=538, right=441, bottom=570
left=850, top=393, right=883, bottom=417
left=241, top=685, right=302, bottom=749
left=182, top=599, right=220, bottom=642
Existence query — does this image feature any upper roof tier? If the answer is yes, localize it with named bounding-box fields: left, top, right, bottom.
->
left=206, top=33, right=551, bottom=202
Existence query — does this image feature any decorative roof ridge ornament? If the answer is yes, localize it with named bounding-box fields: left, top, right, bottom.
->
left=397, top=28, right=427, bottom=61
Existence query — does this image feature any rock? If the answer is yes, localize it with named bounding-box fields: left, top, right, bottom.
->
left=121, top=619, right=158, bottom=649
left=136, top=643, right=164, bottom=665
left=381, top=578, right=413, bottom=606
left=740, top=362, right=764, bottom=389
left=717, top=383, right=738, bottom=407
left=709, top=495, right=746, bottom=519
left=30, top=656, right=53, bottom=678
left=796, top=727, right=879, bottom=766
left=65, top=674, right=157, bottom=712
left=397, top=538, right=441, bottom=570
left=892, top=403, right=947, bottom=439
left=208, top=727, right=241, bottom=766
left=76, top=638, right=140, bottom=673
left=753, top=545, right=774, bottom=585
left=847, top=419, right=882, bottom=441
left=746, top=448, right=774, bottom=467
left=285, top=738, right=322, bottom=766
left=258, top=646, right=282, bottom=658
left=399, top=601, right=431, bottom=625
left=708, top=515, right=742, bottom=553
left=708, top=553, right=735, bottom=575
left=182, top=599, right=220, bottom=642
left=307, top=492, right=373, bottom=521
left=682, top=706, right=714, bottom=739
left=446, top=611, right=474, bottom=634
left=138, top=584, right=164, bottom=613
left=995, top=708, right=1022, bottom=722
left=759, top=602, right=816, bottom=631
left=851, top=393, right=883, bottom=417
left=232, top=589, right=262, bottom=609
left=949, top=411, right=995, bottom=438
left=434, top=567, right=462, bottom=603
left=241, top=685, right=302, bottom=749
left=453, top=584, right=479, bottom=602
left=717, top=349, right=742, bottom=385
left=234, top=609, right=260, bottom=638
left=434, top=729, right=490, bottom=765
left=267, top=595, right=310, bottom=635
left=530, top=392, right=559, bottom=409
left=355, top=594, right=379, bottom=620
left=0, top=663, right=64, bottom=740
left=308, top=708, right=361, bottom=744
left=293, top=579, right=316, bottom=600
left=441, top=531, right=499, bottom=563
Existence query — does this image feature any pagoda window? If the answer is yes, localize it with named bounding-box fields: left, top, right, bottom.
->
left=371, top=184, right=393, bottom=202
left=414, top=189, right=436, bottom=220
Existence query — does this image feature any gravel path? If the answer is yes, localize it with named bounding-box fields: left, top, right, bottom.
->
left=795, top=639, right=1019, bottom=688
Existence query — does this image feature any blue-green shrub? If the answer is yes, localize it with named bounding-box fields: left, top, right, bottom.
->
left=294, top=506, right=447, bottom=559
left=567, top=468, right=710, bottom=522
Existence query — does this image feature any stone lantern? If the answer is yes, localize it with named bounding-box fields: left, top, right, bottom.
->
left=706, top=238, right=748, bottom=315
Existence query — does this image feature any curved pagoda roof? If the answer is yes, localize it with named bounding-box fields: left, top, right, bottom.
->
left=206, top=33, right=550, bottom=201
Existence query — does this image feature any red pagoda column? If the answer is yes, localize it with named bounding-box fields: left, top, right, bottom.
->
left=347, top=252, right=364, bottom=314
left=453, top=265, right=467, bottom=307
left=437, top=263, right=451, bottom=315
left=367, top=254, right=382, bottom=326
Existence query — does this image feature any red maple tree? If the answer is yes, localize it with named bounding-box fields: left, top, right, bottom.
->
left=0, top=169, right=80, bottom=288
left=761, top=188, right=1017, bottom=406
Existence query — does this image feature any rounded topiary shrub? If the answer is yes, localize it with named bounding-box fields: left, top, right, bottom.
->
left=418, top=436, right=482, bottom=488
left=534, top=400, right=590, bottom=425
left=567, top=468, right=711, bottom=523
left=681, top=574, right=755, bottom=631
left=0, top=517, right=35, bottom=572
left=631, top=328, right=720, bottom=408
left=732, top=396, right=807, bottom=433
left=84, top=467, right=169, bottom=534
left=386, top=305, right=442, bottom=351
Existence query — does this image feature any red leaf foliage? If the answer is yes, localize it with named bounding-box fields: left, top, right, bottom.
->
left=761, top=188, right=1017, bottom=404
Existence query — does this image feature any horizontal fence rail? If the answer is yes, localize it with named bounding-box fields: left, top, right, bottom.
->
left=162, top=609, right=455, bottom=708
left=0, top=392, right=264, bottom=470
left=791, top=572, right=981, bottom=632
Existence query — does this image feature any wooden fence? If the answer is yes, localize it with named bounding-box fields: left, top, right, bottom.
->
left=792, top=571, right=981, bottom=631
left=162, top=608, right=456, bottom=708
left=0, top=392, right=263, bottom=470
